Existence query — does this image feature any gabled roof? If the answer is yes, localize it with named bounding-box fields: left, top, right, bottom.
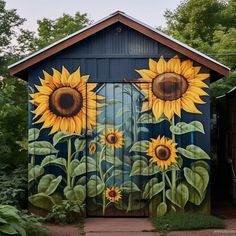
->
left=9, top=11, right=230, bottom=80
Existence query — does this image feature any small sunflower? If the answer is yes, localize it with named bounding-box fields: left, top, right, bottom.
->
left=105, top=186, right=122, bottom=202
left=147, top=136, right=178, bottom=170
left=30, top=66, right=104, bottom=134
left=100, top=127, right=124, bottom=150
left=136, top=55, right=209, bottom=120
left=89, top=142, right=96, bottom=154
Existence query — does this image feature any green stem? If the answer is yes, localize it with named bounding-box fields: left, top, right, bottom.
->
left=31, top=154, right=35, bottom=166
left=131, top=97, right=138, bottom=143
left=165, top=172, right=172, bottom=188
left=102, top=190, right=106, bottom=216
left=67, top=139, right=72, bottom=188
left=99, top=146, right=106, bottom=181
left=162, top=171, right=166, bottom=203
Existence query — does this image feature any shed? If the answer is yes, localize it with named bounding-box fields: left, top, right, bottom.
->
left=9, top=11, right=230, bottom=217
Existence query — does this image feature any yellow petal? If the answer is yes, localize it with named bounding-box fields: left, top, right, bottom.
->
left=153, top=99, right=164, bottom=120
left=61, top=66, right=70, bottom=86
left=135, top=69, right=156, bottom=81
left=68, top=67, right=81, bottom=88
left=181, top=97, right=202, bottom=114
left=149, top=59, right=157, bottom=73
left=164, top=101, right=173, bottom=120
left=43, top=70, right=53, bottom=82
left=35, top=85, right=53, bottom=95
left=195, top=73, right=210, bottom=81
left=60, top=117, right=68, bottom=132
left=156, top=56, right=167, bottom=74
left=52, top=68, right=62, bottom=85
left=167, top=55, right=181, bottom=74
left=49, top=117, right=61, bottom=134
left=181, top=60, right=193, bottom=74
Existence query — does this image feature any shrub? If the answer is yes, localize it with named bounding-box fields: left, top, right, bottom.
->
left=0, top=165, right=27, bottom=209
left=45, top=200, right=85, bottom=224
left=0, top=205, right=26, bottom=236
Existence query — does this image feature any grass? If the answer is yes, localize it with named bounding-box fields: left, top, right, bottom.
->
left=151, top=212, right=225, bottom=232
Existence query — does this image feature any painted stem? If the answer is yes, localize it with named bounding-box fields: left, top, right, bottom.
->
left=162, top=171, right=166, bottom=203
left=67, top=139, right=72, bottom=188
left=131, top=96, right=138, bottom=143
left=31, top=154, right=35, bottom=166
left=102, top=192, right=106, bottom=216
left=99, top=146, right=106, bottom=181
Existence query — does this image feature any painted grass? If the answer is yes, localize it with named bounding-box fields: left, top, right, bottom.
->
left=151, top=212, right=225, bottom=232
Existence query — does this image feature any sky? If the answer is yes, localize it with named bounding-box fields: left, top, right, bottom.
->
left=5, top=0, right=181, bottom=32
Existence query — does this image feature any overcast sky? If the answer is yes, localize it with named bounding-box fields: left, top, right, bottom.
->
left=5, top=0, right=181, bottom=32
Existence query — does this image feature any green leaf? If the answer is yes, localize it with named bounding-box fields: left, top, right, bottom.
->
left=53, top=132, right=81, bottom=146
left=142, top=163, right=162, bottom=176
left=143, top=177, right=158, bottom=199
left=191, top=160, right=210, bottom=171
left=121, top=181, right=140, bottom=193
left=0, top=224, right=18, bottom=235
left=130, top=160, right=148, bottom=176
left=148, top=182, right=165, bottom=199
left=183, top=166, right=209, bottom=197
left=41, top=155, right=66, bottom=168
left=74, top=139, right=86, bottom=152
left=29, top=193, right=55, bottom=211
left=70, top=159, right=80, bottom=175
left=38, top=175, right=62, bottom=195
left=188, top=183, right=206, bottom=206
left=156, top=202, right=167, bottom=217
left=178, top=145, right=210, bottom=160
left=28, top=128, right=40, bottom=142
left=64, top=185, right=86, bottom=204
left=116, top=108, right=130, bottom=117
left=28, top=165, right=44, bottom=182
left=104, top=155, right=123, bottom=167
left=87, top=176, right=105, bottom=197
left=170, top=121, right=205, bottom=135
left=129, top=140, right=149, bottom=153
left=166, top=183, right=189, bottom=208
left=72, top=162, right=96, bottom=176
left=137, top=113, right=166, bottom=123
left=28, top=141, right=58, bottom=155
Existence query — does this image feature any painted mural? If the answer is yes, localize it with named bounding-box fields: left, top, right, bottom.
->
left=28, top=55, right=210, bottom=217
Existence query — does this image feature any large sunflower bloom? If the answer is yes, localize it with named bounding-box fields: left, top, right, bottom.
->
left=105, top=186, right=122, bottom=202
left=100, top=127, right=124, bottom=150
left=136, top=55, right=209, bottom=120
left=147, top=136, right=178, bottom=170
left=30, top=66, right=104, bottom=134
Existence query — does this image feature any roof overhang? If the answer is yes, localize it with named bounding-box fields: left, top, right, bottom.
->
left=9, top=11, right=230, bottom=80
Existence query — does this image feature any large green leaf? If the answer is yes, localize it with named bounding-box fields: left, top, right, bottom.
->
left=64, top=185, right=86, bottom=204
left=142, top=163, right=162, bottom=176
left=38, top=175, right=62, bottom=195
left=28, top=141, right=58, bottom=155
left=130, top=160, right=148, bottom=176
left=28, top=128, right=40, bottom=142
left=121, top=181, right=140, bottom=193
left=166, top=183, right=189, bottom=208
left=187, top=182, right=207, bottom=206
left=28, top=165, right=44, bottom=182
left=178, top=145, right=210, bottom=160
left=41, top=155, right=66, bottom=168
left=53, top=132, right=81, bottom=146
left=70, top=159, right=80, bottom=175
left=156, top=202, right=167, bottom=217
left=191, top=160, right=210, bottom=171
left=129, top=140, right=149, bottom=153
left=183, top=166, right=209, bottom=197
left=143, top=177, right=158, bottom=199
left=74, top=139, right=86, bottom=152
left=147, top=182, right=165, bottom=199
left=29, top=193, right=55, bottom=211
left=170, top=121, right=205, bottom=135
left=72, top=162, right=96, bottom=176
left=87, top=176, right=105, bottom=197
left=137, top=127, right=149, bottom=133
left=103, top=155, right=123, bottom=167
left=0, top=224, right=18, bottom=235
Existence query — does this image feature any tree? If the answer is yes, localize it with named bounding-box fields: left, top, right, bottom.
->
left=36, top=12, right=91, bottom=49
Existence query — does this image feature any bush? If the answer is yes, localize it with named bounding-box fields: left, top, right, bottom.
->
left=151, top=212, right=225, bottom=232
left=45, top=200, right=85, bottom=224
left=0, top=205, right=26, bottom=236
left=0, top=165, right=27, bottom=209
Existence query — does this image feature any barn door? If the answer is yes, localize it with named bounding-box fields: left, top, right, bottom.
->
left=86, top=83, right=151, bottom=217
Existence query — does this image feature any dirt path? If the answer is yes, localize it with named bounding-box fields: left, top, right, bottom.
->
left=45, top=218, right=236, bottom=236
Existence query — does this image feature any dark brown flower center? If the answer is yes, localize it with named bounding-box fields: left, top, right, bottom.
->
left=106, top=133, right=117, bottom=144
left=152, top=73, right=188, bottom=101
left=155, top=145, right=171, bottom=161
left=49, top=87, right=83, bottom=117
left=109, top=190, right=117, bottom=197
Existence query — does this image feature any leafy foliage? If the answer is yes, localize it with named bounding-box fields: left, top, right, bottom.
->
left=45, top=201, right=85, bottom=224
left=0, top=165, right=27, bottom=209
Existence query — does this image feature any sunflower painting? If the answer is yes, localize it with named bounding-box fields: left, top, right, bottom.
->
left=30, top=67, right=104, bottom=135
left=100, top=127, right=124, bottom=150
left=147, top=136, right=178, bottom=170
left=105, top=186, right=122, bottom=202
left=136, top=55, right=209, bottom=120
